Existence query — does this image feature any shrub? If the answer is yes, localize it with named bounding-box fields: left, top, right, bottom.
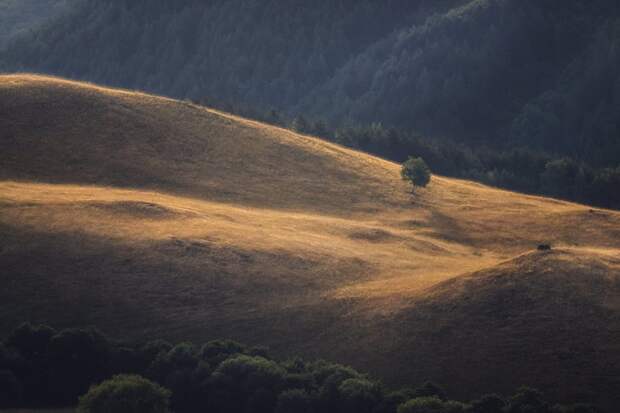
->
left=5, top=323, right=55, bottom=359
left=77, top=374, right=171, bottom=413
left=468, top=394, right=506, bottom=413
left=338, top=378, right=382, bottom=413
left=412, top=382, right=447, bottom=401
left=0, top=323, right=604, bottom=413
left=310, top=361, right=362, bottom=387
left=209, top=355, right=286, bottom=413
left=313, top=362, right=364, bottom=412
left=146, top=343, right=208, bottom=413
left=140, top=340, right=173, bottom=364
left=401, top=156, right=432, bottom=192
left=378, top=389, right=417, bottom=413
left=200, top=339, right=247, bottom=366
left=507, top=387, right=550, bottom=413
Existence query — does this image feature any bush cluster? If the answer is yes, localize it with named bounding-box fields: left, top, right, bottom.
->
left=0, top=323, right=601, bottom=413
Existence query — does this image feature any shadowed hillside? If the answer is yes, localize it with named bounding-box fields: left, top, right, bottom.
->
left=368, top=249, right=620, bottom=408
left=1, top=75, right=619, bottom=409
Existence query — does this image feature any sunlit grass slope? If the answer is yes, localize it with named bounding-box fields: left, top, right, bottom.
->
left=1, top=75, right=619, bottom=408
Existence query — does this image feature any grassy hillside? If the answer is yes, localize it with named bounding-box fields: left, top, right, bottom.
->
left=373, top=248, right=620, bottom=406
left=1, top=75, right=619, bottom=409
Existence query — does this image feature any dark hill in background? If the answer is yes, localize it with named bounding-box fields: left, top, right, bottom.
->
left=0, top=0, right=77, bottom=49
left=2, top=0, right=619, bottom=167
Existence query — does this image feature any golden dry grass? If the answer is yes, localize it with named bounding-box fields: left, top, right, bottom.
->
left=1, top=74, right=619, bottom=408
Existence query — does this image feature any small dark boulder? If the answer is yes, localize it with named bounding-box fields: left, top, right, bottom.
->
left=537, top=244, right=552, bottom=251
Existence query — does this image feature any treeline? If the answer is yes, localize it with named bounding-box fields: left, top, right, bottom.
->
left=325, top=123, right=620, bottom=209
left=3, top=0, right=620, bottom=169
left=0, top=323, right=601, bottom=412
left=214, top=106, right=620, bottom=210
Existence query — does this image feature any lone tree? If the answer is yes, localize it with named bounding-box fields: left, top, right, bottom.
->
left=401, top=156, right=431, bottom=192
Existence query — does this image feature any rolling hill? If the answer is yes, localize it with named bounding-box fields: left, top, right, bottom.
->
left=1, top=75, right=619, bottom=409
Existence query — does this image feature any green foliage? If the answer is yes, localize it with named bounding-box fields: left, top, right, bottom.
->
left=401, top=156, right=432, bottom=191
left=210, top=355, right=286, bottom=412
left=507, top=387, right=551, bottom=413
left=77, top=374, right=171, bottom=413
left=468, top=393, right=506, bottom=413
left=338, top=378, right=382, bottom=413
left=310, top=360, right=363, bottom=386
left=213, top=355, right=285, bottom=386
left=5, top=322, right=56, bottom=359
left=0, top=323, right=605, bottom=413
left=140, top=339, right=173, bottom=364
left=200, top=339, right=246, bottom=365
left=321, top=122, right=620, bottom=209
left=412, top=382, right=447, bottom=401
left=147, top=343, right=209, bottom=413
left=381, top=389, right=418, bottom=413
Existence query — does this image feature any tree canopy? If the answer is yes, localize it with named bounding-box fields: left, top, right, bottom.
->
left=77, top=374, right=171, bottom=413
left=0, top=323, right=602, bottom=413
left=401, top=156, right=432, bottom=191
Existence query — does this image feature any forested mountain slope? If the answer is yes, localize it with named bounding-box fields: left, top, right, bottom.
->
left=1, top=75, right=620, bottom=410
left=0, top=0, right=467, bottom=108
left=0, top=0, right=76, bottom=49
left=3, top=0, right=619, bottom=167
left=303, top=0, right=620, bottom=163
